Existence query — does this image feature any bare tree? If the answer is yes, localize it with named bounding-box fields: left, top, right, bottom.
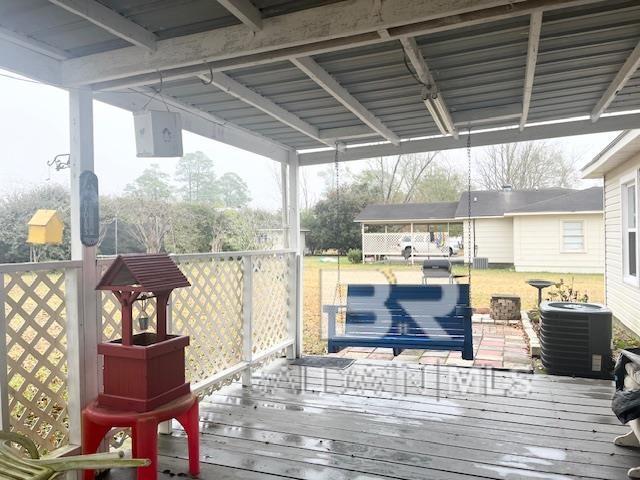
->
left=122, top=165, right=173, bottom=253
left=270, top=163, right=315, bottom=211
left=357, top=152, right=440, bottom=203
left=476, top=142, right=576, bottom=190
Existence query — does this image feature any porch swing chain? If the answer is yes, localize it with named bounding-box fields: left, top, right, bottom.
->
left=334, top=145, right=343, bottom=305
left=466, top=127, right=472, bottom=299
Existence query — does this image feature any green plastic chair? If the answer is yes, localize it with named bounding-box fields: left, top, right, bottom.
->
left=0, top=431, right=150, bottom=480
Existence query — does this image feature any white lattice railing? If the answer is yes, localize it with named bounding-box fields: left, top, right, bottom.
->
left=1, top=249, right=298, bottom=456
left=98, top=250, right=296, bottom=395
left=0, top=260, right=82, bottom=454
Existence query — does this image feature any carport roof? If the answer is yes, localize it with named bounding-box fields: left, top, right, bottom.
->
left=354, top=202, right=459, bottom=223
left=4, top=1, right=640, bottom=164
left=355, top=187, right=603, bottom=223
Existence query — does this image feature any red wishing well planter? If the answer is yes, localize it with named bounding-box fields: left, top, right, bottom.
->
left=96, top=254, right=191, bottom=412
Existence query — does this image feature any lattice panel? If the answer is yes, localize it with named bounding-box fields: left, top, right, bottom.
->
left=172, top=255, right=243, bottom=384
left=251, top=253, right=291, bottom=356
left=362, top=233, right=405, bottom=255
left=3, top=270, right=70, bottom=453
left=362, top=232, right=451, bottom=255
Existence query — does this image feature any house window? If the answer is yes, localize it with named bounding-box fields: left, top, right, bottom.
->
left=562, top=221, right=584, bottom=252
left=623, top=179, right=638, bottom=283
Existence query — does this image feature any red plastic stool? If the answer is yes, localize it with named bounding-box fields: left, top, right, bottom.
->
left=82, top=392, right=199, bottom=480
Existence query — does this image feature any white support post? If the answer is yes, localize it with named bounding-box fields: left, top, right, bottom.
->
left=0, top=278, right=10, bottom=431
left=242, top=255, right=254, bottom=386
left=281, top=162, right=289, bottom=248
left=361, top=223, right=365, bottom=263
left=384, top=225, right=388, bottom=258
left=64, top=268, right=84, bottom=446
left=68, top=89, right=99, bottom=416
left=287, top=152, right=302, bottom=359
left=410, top=222, right=414, bottom=265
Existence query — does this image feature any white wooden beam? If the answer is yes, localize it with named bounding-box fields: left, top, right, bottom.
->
left=61, top=0, right=602, bottom=87
left=520, top=11, right=543, bottom=131
left=591, top=40, right=640, bottom=121
left=93, top=88, right=290, bottom=162
left=217, top=0, right=262, bottom=31
left=0, top=38, right=62, bottom=84
left=299, top=113, right=640, bottom=165
left=0, top=26, right=69, bottom=60
left=400, top=36, right=458, bottom=138
left=48, top=0, right=157, bottom=50
left=291, top=56, right=400, bottom=145
left=319, top=125, right=378, bottom=141
left=198, top=71, right=333, bottom=146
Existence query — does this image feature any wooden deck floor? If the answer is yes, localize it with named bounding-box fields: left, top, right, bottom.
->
left=106, top=358, right=638, bottom=479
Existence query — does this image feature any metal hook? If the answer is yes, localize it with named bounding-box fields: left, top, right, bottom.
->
left=201, top=63, right=214, bottom=85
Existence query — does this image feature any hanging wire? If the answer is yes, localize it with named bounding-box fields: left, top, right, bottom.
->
left=141, top=70, right=170, bottom=111
left=402, top=52, right=429, bottom=89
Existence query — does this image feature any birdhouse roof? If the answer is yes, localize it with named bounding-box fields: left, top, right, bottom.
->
left=96, top=254, right=190, bottom=292
left=28, top=209, right=61, bottom=226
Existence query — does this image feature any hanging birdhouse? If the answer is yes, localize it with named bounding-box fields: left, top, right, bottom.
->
left=27, top=209, right=64, bottom=245
left=133, top=110, right=183, bottom=157
left=95, top=254, right=191, bottom=412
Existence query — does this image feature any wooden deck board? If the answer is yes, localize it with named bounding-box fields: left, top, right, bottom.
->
left=104, top=359, right=637, bottom=480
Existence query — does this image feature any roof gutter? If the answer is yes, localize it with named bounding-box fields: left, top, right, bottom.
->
left=504, top=210, right=603, bottom=217
left=582, top=129, right=640, bottom=179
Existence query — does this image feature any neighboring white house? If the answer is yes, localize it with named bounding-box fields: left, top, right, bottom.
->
left=356, top=186, right=604, bottom=273
left=582, top=130, right=640, bottom=335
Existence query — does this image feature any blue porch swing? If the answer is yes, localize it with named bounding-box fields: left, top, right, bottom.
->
left=326, top=132, right=474, bottom=360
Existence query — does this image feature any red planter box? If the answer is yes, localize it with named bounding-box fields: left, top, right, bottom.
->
left=98, top=332, right=190, bottom=412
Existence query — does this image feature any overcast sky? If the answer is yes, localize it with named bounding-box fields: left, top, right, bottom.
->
left=0, top=69, right=614, bottom=211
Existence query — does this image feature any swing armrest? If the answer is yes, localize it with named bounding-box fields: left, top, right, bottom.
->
left=323, top=304, right=346, bottom=338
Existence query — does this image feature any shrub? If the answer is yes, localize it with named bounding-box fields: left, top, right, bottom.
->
left=546, top=278, right=589, bottom=303
left=347, top=248, right=362, bottom=264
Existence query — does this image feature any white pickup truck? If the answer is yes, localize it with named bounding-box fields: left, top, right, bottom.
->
left=398, top=234, right=461, bottom=259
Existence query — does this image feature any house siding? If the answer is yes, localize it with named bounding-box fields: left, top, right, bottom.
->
left=603, top=152, right=640, bottom=335
left=512, top=214, right=604, bottom=273
left=463, top=217, right=513, bottom=265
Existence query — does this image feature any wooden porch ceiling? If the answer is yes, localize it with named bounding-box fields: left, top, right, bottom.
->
left=4, top=1, right=640, bottom=163
left=105, top=359, right=632, bottom=479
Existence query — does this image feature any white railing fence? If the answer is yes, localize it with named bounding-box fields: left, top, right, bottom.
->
left=0, top=261, right=82, bottom=454
left=0, top=250, right=297, bottom=455
left=362, top=231, right=454, bottom=257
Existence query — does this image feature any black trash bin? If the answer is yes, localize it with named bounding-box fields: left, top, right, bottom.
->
left=539, top=301, right=613, bottom=379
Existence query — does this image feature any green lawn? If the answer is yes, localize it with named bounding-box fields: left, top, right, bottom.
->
left=302, top=256, right=604, bottom=354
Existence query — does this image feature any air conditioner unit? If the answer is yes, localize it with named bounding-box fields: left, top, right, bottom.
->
left=133, top=110, right=183, bottom=157
left=540, top=302, right=613, bottom=379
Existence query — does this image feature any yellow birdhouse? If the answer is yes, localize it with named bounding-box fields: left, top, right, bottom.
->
left=27, top=210, right=64, bottom=245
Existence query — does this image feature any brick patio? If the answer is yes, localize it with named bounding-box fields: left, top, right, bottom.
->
left=330, top=315, right=532, bottom=372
